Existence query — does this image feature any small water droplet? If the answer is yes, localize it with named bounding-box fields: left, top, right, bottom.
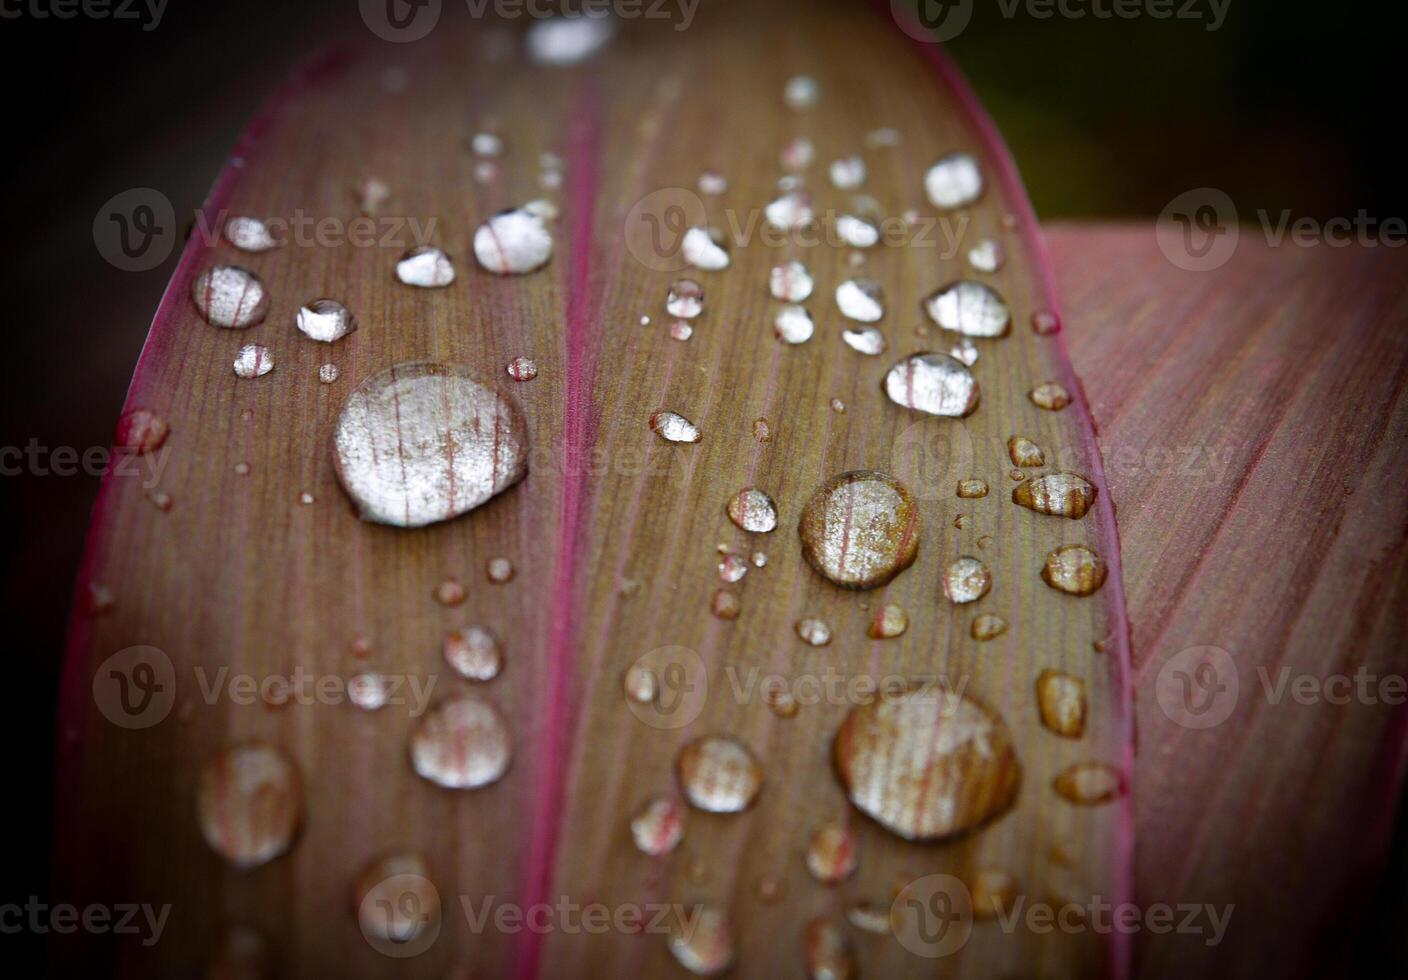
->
left=623, top=663, right=657, bottom=704
left=923, top=152, right=983, bottom=210
left=803, top=919, right=855, bottom=980
left=522, top=198, right=559, bottom=222
left=956, top=478, right=988, bottom=499
left=710, top=589, right=741, bottom=620
left=348, top=672, right=389, bottom=710
left=669, top=320, right=693, bottom=341
left=506, top=356, right=538, bottom=382
left=1053, top=762, right=1124, bottom=804
left=196, top=743, right=302, bottom=869
left=444, top=626, right=503, bottom=681
left=774, top=305, right=815, bottom=344
left=318, top=363, right=340, bottom=384
left=846, top=901, right=891, bottom=935
left=1030, top=382, right=1072, bottom=411
left=486, top=557, right=515, bottom=583
left=192, top=266, right=269, bottom=328
left=351, top=633, right=373, bottom=657
left=476, top=160, right=498, bottom=184
left=682, top=227, right=730, bottom=271
left=1042, top=544, right=1108, bottom=596
left=968, top=238, right=1004, bottom=272
left=948, top=337, right=979, bottom=366
left=1036, top=670, right=1087, bottom=737
left=923, top=280, right=1010, bottom=337
left=356, top=176, right=391, bottom=215
left=830, top=397, right=846, bottom=413
left=784, top=74, right=819, bottom=109
left=1031, top=310, right=1062, bottom=335
left=333, top=363, right=528, bottom=528
left=474, top=208, right=553, bottom=275
left=718, top=553, right=749, bottom=583
left=971, top=613, right=1008, bottom=641
left=799, top=471, right=920, bottom=590
left=883, top=352, right=979, bottom=418
left=526, top=14, right=616, bottom=65
left=115, top=409, right=169, bottom=454
left=836, top=214, right=879, bottom=248
left=630, top=796, right=685, bottom=856
left=668, top=905, right=735, bottom=977
left=147, top=489, right=172, bottom=512
left=396, top=246, right=456, bottom=288
left=232, top=344, right=274, bottom=379
left=942, top=556, right=992, bottom=604
left=471, top=131, right=503, bottom=156
left=410, top=696, right=511, bottom=789
left=835, top=278, right=884, bottom=323
left=224, top=216, right=280, bottom=253
left=756, top=875, right=786, bottom=903
left=866, top=126, right=901, bottom=148
left=1013, top=472, right=1096, bottom=519
left=766, top=684, right=798, bottom=718
left=765, top=191, right=814, bottom=230
left=296, top=299, right=356, bottom=343
left=298, top=491, right=314, bottom=505
left=867, top=603, right=908, bottom=639
left=698, top=170, right=727, bottom=195
left=676, top=735, right=762, bottom=812
left=841, top=326, right=886, bottom=356
left=751, top=550, right=767, bottom=568
left=769, top=260, right=814, bottom=302
left=1008, top=436, right=1045, bottom=467
left=795, top=618, right=833, bottom=646
left=806, top=822, right=859, bottom=884
left=834, top=684, right=1021, bottom=840
left=971, top=868, right=1019, bottom=919
left=86, top=583, right=114, bottom=615
left=752, top=417, right=772, bottom=442
left=726, top=487, right=778, bottom=533
left=781, top=137, right=815, bottom=171
left=666, top=279, right=704, bottom=319
left=650, top=411, right=701, bottom=444
left=830, top=155, right=866, bottom=190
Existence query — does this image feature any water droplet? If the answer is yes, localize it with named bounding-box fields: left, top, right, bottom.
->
left=669, top=321, right=693, bottom=341
left=756, top=875, right=786, bottom=903
left=1042, top=545, right=1108, bottom=596
left=830, top=155, right=866, bottom=190
left=631, top=797, right=684, bottom=856
left=1036, top=670, right=1087, bottom=737
left=333, top=363, right=528, bottom=528
left=718, top=553, right=749, bottom=583
left=224, top=216, right=280, bottom=252
left=883, top=352, right=979, bottom=418
left=698, top=170, right=727, bottom=195
left=318, top=363, right=340, bottom=384
left=348, top=672, right=389, bottom=710
left=829, top=397, right=846, bottom=413
left=623, top=663, right=657, bottom=704
left=396, top=246, right=456, bottom=288
left=806, top=822, right=858, bottom=884
left=774, top=305, right=815, bottom=344
left=682, top=227, right=730, bottom=271
left=752, top=417, right=772, bottom=442
left=767, top=685, right=799, bottom=718
left=471, top=131, right=503, bottom=156
left=1007, top=436, right=1045, bottom=467
left=666, top=279, right=704, bottom=319
left=942, top=556, right=991, bottom=604
left=846, top=901, right=891, bottom=934
left=296, top=299, right=356, bottom=343
left=968, top=238, right=1004, bottom=272
left=923, top=152, right=983, bottom=210
left=795, top=618, right=832, bottom=646
left=841, top=326, right=886, bottom=356
left=769, top=261, right=814, bottom=302
left=1053, top=762, right=1124, bottom=804
left=1013, top=472, right=1096, bottom=519
left=522, top=198, right=559, bottom=222
left=486, top=557, right=515, bottom=583
left=727, top=487, right=778, bottom=533
left=356, top=176, right=391, bottom=215
left=444, top=626, right=503, bottom=681
left=114, top=409, right=169, bottom=454
left=834, top=684, right=1021, bottom=840
left=784, top=74, right=819, bottom=109
left=147, top=489, right=172, bottom=512
left=836, top=214, right=879, bottom=248
left=1030, top=382, right=1072, bottom=411
left=923, top=280, right=1010, bottom=337
left=526, top=14, right=616, bottom=65
left=751, top=550, right=767, bottom=568
left=835, top=278, right=884, bottom=323
left=1031, top=310, right=1062, bottom=335
left=86, top=583, right=114, bottom=615
left=710, top=589, right=741, bottom=620
left=650, top=411, right=701, bottom=444
left=299, top=491, right=315, bottom=506
left=971, top=614, right=1008, bottom=641
left=781, top=137, right=815, bottom=171
left=867, top=603, right=908, bottom=639
left=866, top=126, right=901, bottom=147
left=232, top=344, right=274, bottom=379
left=948, top=337, right=979, bottom=366
left=410, top=696, right=511, bottom=789
left=196, top=743, right=302, bottom=869
left=506, top=356, right=538, bottom=382
left=354, top=853, right=441, bottom=953
left=677, top=735, right=762, bottom=812
left=474, top=208, right=553, bottom=275
left=971, top=868, right=1019, bottom=919
left=667, top=905, right=735, bottom=976
left=956, top=478, right=988, bottom=499
left=804, top=919, right=855, bottom=980
left=765, top=191, right=814, bottom=230
left=799, top=471, right=920, bottom=589
left=192, top=266, right=269, bottom=328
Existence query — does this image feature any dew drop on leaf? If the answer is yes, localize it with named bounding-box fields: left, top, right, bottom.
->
left=409, top=697, right=511, bottom=789
left=676, top=735, right=762, bottom=813
left=192, top=266, right=269, bottom=328
left=799, top=471, right=920, bottom=589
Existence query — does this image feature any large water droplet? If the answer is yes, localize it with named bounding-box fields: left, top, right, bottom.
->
left=804, top=919, right=855, bottom=980
left=444, top=626, right=503, bottom=682
left=923, top=152, right=983, bottom=210
left=296, top=299, right=356, bottom=342
left=650, top=411, right=701, bottom=444
left=774, top=305, right=815, bottom=344
left=682, top=227, right=730, bottom=270
left=676, top=735, right=762, bottom=812
left=727, top=488, right=778, bottom=533
left=396, top=246, right=456, bottom=288
left=1036, top=670, right=1087, bottom=737
left=630, top=796, right=684, bottom=856
left=883, top=352, right=979, bottom=417
left=224, top=216, right=280, bottom=253
left=769, top=261, right=814, bottom=301
left=668, top=905, right=735, bottom=976
left=1013, top=472, right=1096, bottom=519
left=474, top=208, right=553, bottom=275
left=799, top=471, right=920, bottom=590
left=1053, top=762, right=1124, bottom=804
left=942, top=556, right=991, bottom=604
left=834, top=685, right=1020, bottom=840
left=410, top=696, right=511, bottom=789
left=923, top=281, right=1010, bottom=337
left=835, top=278, right=884, bottom=323
left=232, top=344, right=274, bottom=379
left=333, top=363, right=528, bottom=528
left=666, top=279, right=704, bottom=319
left=192, top=266, right=269, bottom=328
left=1042, top=545, right=1108, bottom=596
left=806, top=821, right=858, bottom=884
left=196, top=743, right=302, bottom=869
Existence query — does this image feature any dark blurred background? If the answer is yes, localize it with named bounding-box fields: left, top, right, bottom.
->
left=0, top=0, right=1400, bottom=971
